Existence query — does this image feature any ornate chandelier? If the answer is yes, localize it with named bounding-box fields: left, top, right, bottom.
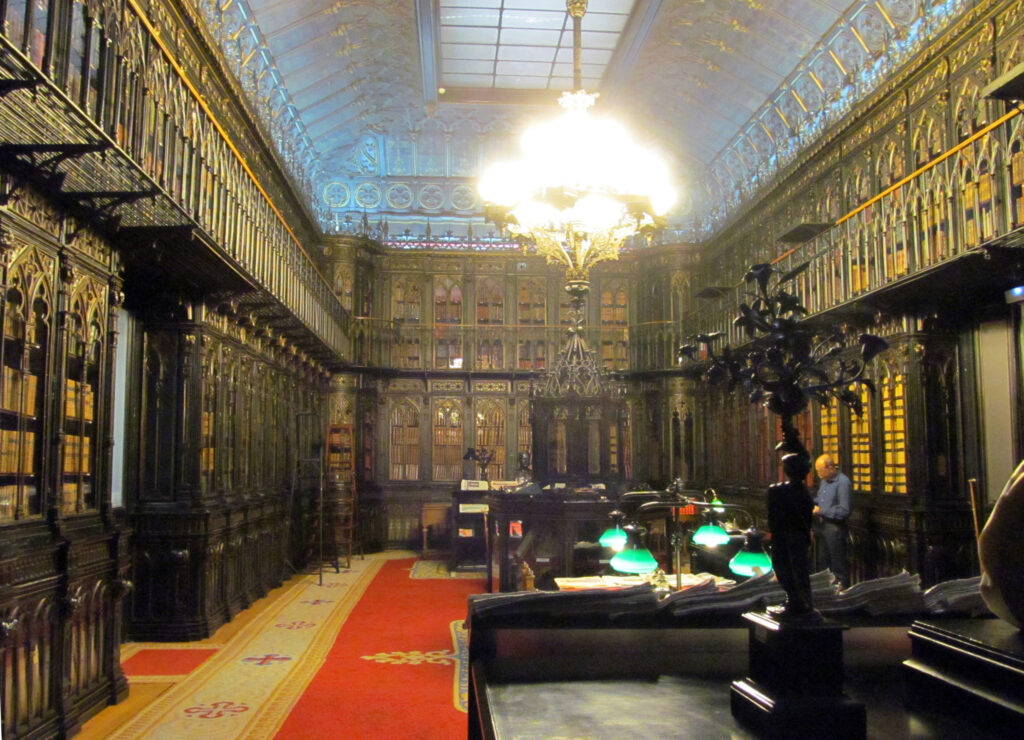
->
left=478, top=0, right=676, bottom=292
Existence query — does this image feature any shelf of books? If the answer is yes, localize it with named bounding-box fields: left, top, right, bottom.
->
left=1, top=308, right=46, bottom=522
left=61, top=320, right=100, bottom=515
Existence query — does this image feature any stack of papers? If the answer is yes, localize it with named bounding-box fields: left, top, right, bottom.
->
left=657, top=570, right=838, bottom=617
left=816, top=571, right=925, bottom=616
left=923, top=575, right=991, bottom=616
left=553, top=575, right=648, bottom=590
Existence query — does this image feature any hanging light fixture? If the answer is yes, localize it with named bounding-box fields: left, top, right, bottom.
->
left=478, top=0, right=677, bottom=293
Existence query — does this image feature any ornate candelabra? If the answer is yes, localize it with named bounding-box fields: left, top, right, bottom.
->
left=463, top=446, right=496, bottom=482
left=679, top=262, right=887, bottom=617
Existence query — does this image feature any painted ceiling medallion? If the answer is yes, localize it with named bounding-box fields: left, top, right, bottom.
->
left=354, top=183, right=383, bottom=210
left=418, top=185, right=445, bottom=211
left=322, top=182, right=350, bottom=209
left=386, top=184, right=414, bottom=210
left=450, top=185, right=476, bottom=212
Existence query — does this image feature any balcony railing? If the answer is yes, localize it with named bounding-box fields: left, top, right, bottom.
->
left=0, top=0, right=350, bottom=364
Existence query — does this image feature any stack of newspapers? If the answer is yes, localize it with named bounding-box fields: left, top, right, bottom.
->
left=922, top=575, right=989, bottom=616
left=816, top=571, right=926, bottom=616
left=656, top=570, right=837, bottom=617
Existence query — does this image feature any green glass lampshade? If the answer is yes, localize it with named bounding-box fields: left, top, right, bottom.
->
left=710, top=496, right=726, bottom=514
left=599, top=525, right=628, bottom=551
left=692, top=523, right=731, bottom=547
left=610, top=547, right=659, bottom=574
left=729, top=531, right=773, bottom=577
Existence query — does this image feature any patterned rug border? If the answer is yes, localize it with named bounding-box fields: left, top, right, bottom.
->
left=108, top=556, right=385, bottom=739
left=250, top=559, right=385, bottom=738
left=120, top=643, right=226, bottom=661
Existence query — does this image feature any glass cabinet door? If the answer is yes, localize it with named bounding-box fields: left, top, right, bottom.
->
left=1, top=266, right=51, bottom=521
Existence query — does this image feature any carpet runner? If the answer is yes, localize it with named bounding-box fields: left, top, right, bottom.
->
left=103, top=553, right=484, bottom=739
left=275, top=557, right=482, bottom=739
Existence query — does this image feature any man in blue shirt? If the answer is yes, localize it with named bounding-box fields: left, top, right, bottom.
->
left=813, top=454, right=852, bottom=588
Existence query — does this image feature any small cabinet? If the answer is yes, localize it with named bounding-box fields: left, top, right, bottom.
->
left=451, top=489, right=489, bottom=572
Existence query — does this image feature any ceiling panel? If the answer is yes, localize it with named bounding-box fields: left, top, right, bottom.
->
left=220, top=0, right=970, bottom=235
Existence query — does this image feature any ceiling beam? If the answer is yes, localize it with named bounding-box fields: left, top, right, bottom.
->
left=602, top=0, right=663, bottom=95
left=415, top=0, right=439, bottom=111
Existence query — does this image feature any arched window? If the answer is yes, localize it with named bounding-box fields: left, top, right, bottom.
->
left=517, top=279, right=545, bottom=325
left=393, top=277, right=422, bottom=323
left=476, top=338, right=503, bottom=369
left=434, top=277, right=462, bottom=324
left=476, top=277, right=504, bottom=325
left=598, top=282, right=627, bottom=326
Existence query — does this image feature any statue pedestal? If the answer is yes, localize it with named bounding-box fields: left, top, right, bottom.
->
left=730, top=611, right=865, bottom=739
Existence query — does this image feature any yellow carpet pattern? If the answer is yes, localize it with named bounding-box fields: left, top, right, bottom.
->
left=107, top=555, right=394, bottom=740
left=359, top=619, right=469, bottom=712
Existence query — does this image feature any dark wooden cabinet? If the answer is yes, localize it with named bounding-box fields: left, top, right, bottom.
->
left=0, top=197, right=129, bottom=739
left=450, top=489, right=488, bottom=572
left=486, top=493, right=617, bottom=591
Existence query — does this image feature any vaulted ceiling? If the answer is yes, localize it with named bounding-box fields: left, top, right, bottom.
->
left=196, top=0, right=970, bottom=239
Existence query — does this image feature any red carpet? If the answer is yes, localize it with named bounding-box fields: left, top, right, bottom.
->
left=276, top=558, right=485, bottom=739
left=122, top=648, right=218, bottom=677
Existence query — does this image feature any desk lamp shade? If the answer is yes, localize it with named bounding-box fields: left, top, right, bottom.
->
left=729, top=529, right=773, bottom=577
left=599, top=509, right=628, bottom=551
left=599, top=525, right=628, bottom=551
left=609, top=524, right=658, bottom=573
left=692, top=510, right=731, bottom=547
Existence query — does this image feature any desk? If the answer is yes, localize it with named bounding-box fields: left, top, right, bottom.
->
left=486, top=493, right=617, bottom=592
left=465, top=596, right=999, bottom=740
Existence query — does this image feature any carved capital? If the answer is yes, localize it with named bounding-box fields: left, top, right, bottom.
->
left=0, top=615, right=19, bottom=639
left=64, top=593, right=85, bottom=616
left=110, top=578, right=134, bottom=600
